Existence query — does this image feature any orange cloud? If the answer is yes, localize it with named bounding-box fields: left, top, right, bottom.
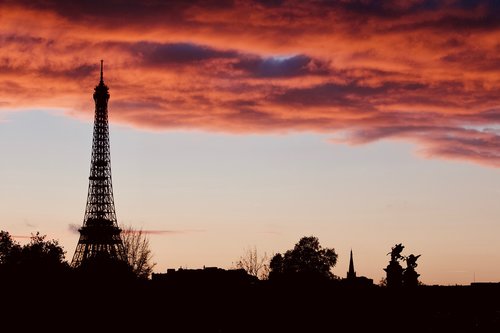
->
left=1, top=1, right=500, bottom=166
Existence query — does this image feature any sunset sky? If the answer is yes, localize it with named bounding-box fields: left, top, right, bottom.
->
left=1, top=0, right=500, bottom=285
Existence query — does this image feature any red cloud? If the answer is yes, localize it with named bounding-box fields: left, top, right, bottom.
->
left=1, top=1, right=500, bottom=167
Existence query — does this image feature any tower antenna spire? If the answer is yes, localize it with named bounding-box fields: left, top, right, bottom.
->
left=100, top=59, right=104, bottom=83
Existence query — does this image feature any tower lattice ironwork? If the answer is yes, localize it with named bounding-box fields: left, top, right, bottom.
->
left=71, top=60, right=126, bottom=267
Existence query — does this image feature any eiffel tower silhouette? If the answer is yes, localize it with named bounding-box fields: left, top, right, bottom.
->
left=71, top=61, right=126, bottom=267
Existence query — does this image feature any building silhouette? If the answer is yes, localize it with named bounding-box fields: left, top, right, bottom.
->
left=152, top=267, right=258, bottom=286
left=71, top=61, right=126, bottom=267
left=347, top=249, right=356, bottom=279
left=342, top=250, right=373, bottom=286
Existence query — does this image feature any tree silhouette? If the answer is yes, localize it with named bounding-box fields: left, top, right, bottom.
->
left=20, top=232, right=67, bottom=270
left=0, top=231, right=21, bottom=266
left=0, top=231, right=69, bottom=281
left=234, top=246, right=270, bottom=280
left=269, top=236, right=338, bottom=281
left=121, top=225, right=156, bottom=279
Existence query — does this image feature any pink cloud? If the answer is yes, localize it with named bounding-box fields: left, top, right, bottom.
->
left=121, top=229, right=206, bottom=236
left=11, top=235, right=31, bottom=239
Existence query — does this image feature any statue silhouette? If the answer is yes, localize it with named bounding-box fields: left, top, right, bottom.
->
left=388, top=243, right=405, bottom=262
left=403, top=254, right=421, bottom=288
left=384, top=244, right=405, bottom=288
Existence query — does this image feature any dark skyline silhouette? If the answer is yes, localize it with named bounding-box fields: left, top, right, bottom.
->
left=2, top=228, right=500, bottom=332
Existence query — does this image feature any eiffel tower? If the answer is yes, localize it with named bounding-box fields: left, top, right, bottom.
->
left=71, top=60, right=126, bottom=267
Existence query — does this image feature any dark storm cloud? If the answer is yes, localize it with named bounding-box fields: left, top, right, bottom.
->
left=273, top=81, right=426, bottom=107
left=3, top=0, right=234, bottom=22
left=133, top=42, right=238, bottom=65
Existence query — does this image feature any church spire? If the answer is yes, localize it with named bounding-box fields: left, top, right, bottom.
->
left=347, top=249, right=356, bottom=279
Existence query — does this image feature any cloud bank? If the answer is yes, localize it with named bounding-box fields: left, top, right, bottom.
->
left=1, top=0, right=500, bottom=166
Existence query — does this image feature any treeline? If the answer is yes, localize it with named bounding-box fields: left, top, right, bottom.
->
left=0, top=229, right=152, bottom=285
left=0, top=231, right=345, bottom=285
left=0, top=231, right=70, bottom=282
